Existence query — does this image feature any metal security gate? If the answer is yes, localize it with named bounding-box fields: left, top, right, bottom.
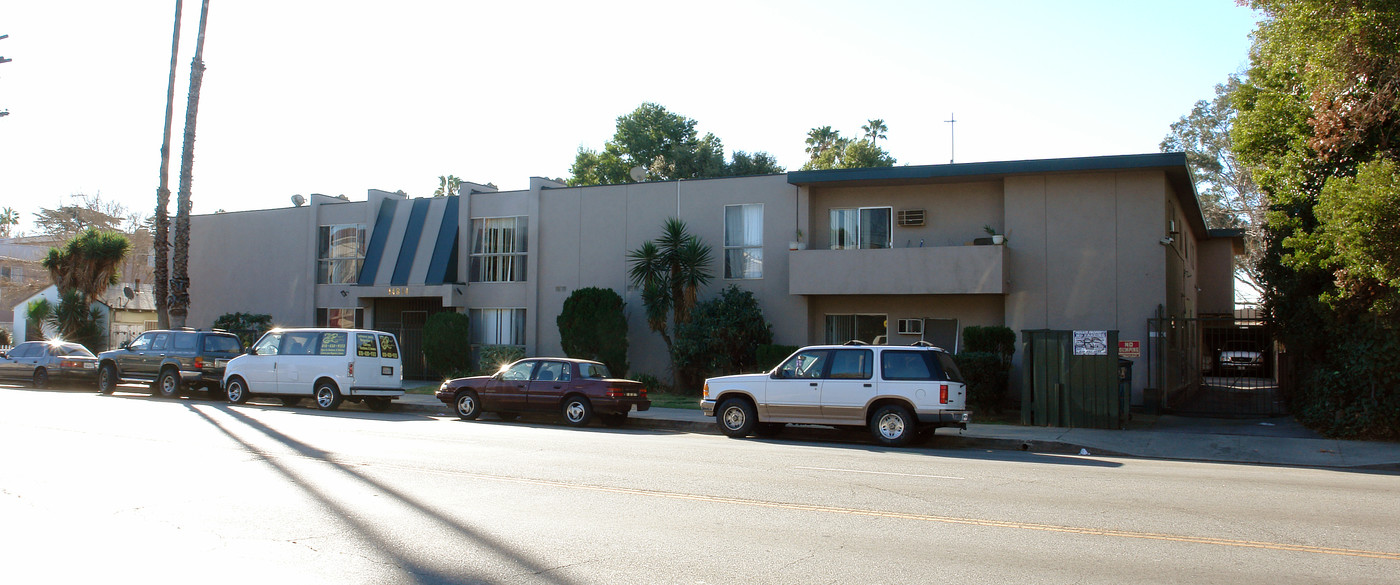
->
left=374, top=298, right=447, bottom=381
left=1147, top=311, right=1286, bottom=417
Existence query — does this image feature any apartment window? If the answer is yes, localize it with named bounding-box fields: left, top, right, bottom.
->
left=470, top=217, right=528, bottom=282
left=829, top=207, right=892, bottom=250
left=470, top=308, right=526, bottom=347
left=724, top=204, right=763, bottom=279
left=316, top=308, right=364, bottom=329
left=318, top=224, right=366, bottom=284
left=824, top=314, right=887, bottom=344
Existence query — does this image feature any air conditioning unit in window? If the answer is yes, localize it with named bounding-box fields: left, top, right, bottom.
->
left=897, top=319, right=923, bottom=335
left=896, top=209, right=926, bottom=227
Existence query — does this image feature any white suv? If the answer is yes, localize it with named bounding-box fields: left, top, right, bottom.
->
left=222, top=328, right=404, bottom=411
left=701, top=342, right=971, bottom=446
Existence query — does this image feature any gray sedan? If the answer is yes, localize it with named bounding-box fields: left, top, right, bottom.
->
left=0, top=341, right=99, bottom=388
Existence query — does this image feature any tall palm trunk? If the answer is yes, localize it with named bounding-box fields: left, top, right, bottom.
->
left=169, top=0, right=209, bottom=328
left=153, top=0, right=182, bottom=329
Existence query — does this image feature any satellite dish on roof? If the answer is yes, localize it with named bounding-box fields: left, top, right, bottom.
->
left=629, top=166, right=647, bottom=182
left=291, top=194, right=306, bottom=207
left=123, top=286, right=135, bottom=300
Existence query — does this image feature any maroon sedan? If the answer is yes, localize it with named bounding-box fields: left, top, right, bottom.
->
left=436, top=358, right=650, bottom=427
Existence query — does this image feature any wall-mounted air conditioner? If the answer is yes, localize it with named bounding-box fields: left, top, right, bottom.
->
left=897, top=318, right=923, bottom=335
left=897, top=209, right=926, bottom=227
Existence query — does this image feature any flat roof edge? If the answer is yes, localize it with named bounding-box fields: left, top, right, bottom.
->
left=787, top=152, right=1188, bottom=185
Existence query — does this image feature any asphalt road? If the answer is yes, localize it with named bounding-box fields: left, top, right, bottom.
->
left=2, top=385, right=1398, bottom=584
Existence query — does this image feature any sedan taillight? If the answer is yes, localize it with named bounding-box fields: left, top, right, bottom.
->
left=59, top=359, right=82, bottom=369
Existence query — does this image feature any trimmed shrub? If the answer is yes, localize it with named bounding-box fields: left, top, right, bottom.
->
left=556, top=287, right=629, bottom=377
left=955, top=351, right=1007, bottom=414
left=213, top=312, right=274, bottom=347
left=672, top=285, right=774, bottom=393
left=963, top=325, right=1015, bottom=363
left=423, top=311, right=473, bottom=379
left=756, top=344, right=800, bottom=371
left=478, top=345, right=525, bottom=373
left=634, top=373, right=665, bottom=394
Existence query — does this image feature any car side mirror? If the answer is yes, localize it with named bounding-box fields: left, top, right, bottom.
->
left=119, top=341, right=129, bottom=349
left=247, top=348, right=259, bottom=356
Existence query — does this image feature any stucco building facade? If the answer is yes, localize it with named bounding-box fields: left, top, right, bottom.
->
left=187, top=153, right=1240, bottom=403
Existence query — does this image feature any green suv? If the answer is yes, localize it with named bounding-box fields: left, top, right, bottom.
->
left=96, top=329, right=245, bottom=398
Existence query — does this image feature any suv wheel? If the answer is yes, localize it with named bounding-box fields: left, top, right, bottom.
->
left=97, top=364, right=118, bottom=395
left=158, top=368, right=183, bottom=399
left=870, top=404, right=916, bottom=447
left=561, top=396, right=593, bottom=426
left=315, top=381, right=343, bottom=411
left=717, top=397, right=757, bottom=438
left=455, top=390, right=482, bottom=420
left=225, top=377, right=250, bottom=404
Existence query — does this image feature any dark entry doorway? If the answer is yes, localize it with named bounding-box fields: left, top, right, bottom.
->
left=374, top=297, right=449, bottom=380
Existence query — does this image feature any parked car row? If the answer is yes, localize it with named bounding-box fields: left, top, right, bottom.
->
left=4, top=331, right=972, bottom=448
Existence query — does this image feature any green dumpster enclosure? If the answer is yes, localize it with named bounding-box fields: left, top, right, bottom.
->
left=1021, top=329, right=1126, bottom=429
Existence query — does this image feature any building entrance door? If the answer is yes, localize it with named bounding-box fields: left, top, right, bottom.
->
left=373, top=298, right=448, bottom=380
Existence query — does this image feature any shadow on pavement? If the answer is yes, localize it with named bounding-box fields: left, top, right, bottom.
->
left=187, top=402, right=586, bottom=585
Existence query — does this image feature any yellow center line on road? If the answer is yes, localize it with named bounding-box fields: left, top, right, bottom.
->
left=377, top=462, right=1400, bottom=561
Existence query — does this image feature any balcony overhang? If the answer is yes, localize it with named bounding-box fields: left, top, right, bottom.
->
left=789, top=245, right=1008, bottom=295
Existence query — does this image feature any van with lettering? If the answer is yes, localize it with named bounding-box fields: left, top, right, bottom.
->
left=222, top=328, right=404, bottom=411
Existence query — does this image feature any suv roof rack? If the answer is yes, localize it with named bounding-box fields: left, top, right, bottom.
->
left=910, top=341, right=934, bottom=347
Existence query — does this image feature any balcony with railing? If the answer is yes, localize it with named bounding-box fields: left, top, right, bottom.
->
left=788, top=245, right=1007, bottom=295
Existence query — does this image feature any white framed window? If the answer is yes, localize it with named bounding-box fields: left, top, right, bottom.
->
left=829, top=207, right=892, bottom=250
left=470, top=308, right=526, bottom=346
left=470, top=217, right=528, bottom=282
left=317, top=224, right=366, bottom=284
left=824, top=314, right=887, bottom=345
left=724, top=203, right=763, bottom=279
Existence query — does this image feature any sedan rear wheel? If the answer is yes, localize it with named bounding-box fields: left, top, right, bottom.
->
left=561, top=396, right=593, bottom=427
left=32, top=368, right=49, bottom=389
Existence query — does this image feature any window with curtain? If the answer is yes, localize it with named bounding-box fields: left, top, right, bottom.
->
left=469, top=308, right=526, bottom=346
left=824, top=314, right=887, bottom=344
left=724, top=203, right=763, bottom=279
left=317, top=224, right=366, bottom=284
left=828, top=207, right=892, bottom=250
left=470, top=217, right=528, bottom=282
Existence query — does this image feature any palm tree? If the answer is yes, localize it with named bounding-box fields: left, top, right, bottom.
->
left=169, top=0, right=210, bottom=328
left=862, top=119, right=888, bottom=143
left=626, top=218, right=713, bottom=384
left=434, top=175, right=462, bottom=197
left=0, top=206, right=18, bottom=237
left=804, top=126, right=840, bottom=160
left=153, top=0, right=183, bottom=328
left=42, top=228, right=132, bottom=303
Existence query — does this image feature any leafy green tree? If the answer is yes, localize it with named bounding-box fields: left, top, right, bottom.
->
left=422, top=311, right=473, bottom=378
left=0, top=206, right=19, bottom=238
left=568, top=103, right=783, bottom=186
left=557, top=287, right=629, bottom=377
left=672, top=285, right=773, bottom=393
left=32, top=194, right=128, bottom=239
left=1231, top=0, right=1400, bottom=438
left=800, top=123, right=896, bottom=171
left=627, top=218, right=713, bottom=386
left=434, top=175, right=462, bottom=197
left=1161, top=76, right=1266, bottom=296
left=42, top=228, right=131, bottom=303
left=724, top=150, right=785, bottom=176
left=212, top=312, right=273, bottom=346
left=26, top=291, right=104, bottom=349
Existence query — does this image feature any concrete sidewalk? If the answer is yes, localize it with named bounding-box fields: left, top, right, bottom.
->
left=389, top=393, right=1400, bottom=470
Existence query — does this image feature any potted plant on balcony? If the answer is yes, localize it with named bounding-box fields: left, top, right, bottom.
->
left=983, top=224, right=1005, bottom=245
left=789, top=229, right=807, bottom=251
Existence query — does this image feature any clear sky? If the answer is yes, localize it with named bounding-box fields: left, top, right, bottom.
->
left=0, top=1, right=1261, bottom=236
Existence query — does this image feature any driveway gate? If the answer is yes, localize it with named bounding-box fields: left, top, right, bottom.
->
left=1147, top=311, right=1287, bottom=417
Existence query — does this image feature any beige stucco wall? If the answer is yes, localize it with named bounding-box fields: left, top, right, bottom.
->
left=532, top=174, right=804, bottom=378
left=806, top=294, right=1005, bottom=349
left=189, top=206, right=316, bottom=329
left=809, top=181, right=1004, bottom=249
left=1197, top=239, right=1237, bottom=315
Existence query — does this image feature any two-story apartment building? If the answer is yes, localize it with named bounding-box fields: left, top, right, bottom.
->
left=187, top=153, right=1241, bottom=403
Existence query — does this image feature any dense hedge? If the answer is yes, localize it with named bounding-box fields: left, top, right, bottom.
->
left=954, top=351, right=1007, bottom=414
left=479, top=345, right=525, bottom=374
left=556, top=287, right=629, bottom=377
left=756, top=344, right=800, bottom=372
left=963, top=325, right=1015, bottom=362
left=672, top=285, right=773, bottom=393
left=423, top=312, right=473, bottom=379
